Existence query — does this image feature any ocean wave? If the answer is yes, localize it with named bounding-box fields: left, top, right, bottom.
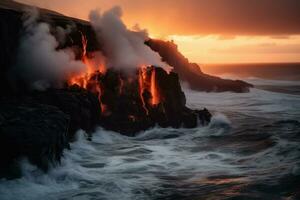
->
left=1, top=79, right=300, bottom=199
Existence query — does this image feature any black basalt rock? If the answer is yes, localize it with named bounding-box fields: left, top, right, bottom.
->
left=0, top=102, right=69, bottom=179
left=85, top=66, right=211, bottom=135
left=31, top=86, right=101, bottom=139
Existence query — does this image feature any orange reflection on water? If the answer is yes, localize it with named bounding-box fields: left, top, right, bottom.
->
left=192, top=177, right=248, bottom=197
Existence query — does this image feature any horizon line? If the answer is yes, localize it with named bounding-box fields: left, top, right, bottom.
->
left=200, top=62, right=300, bottom=65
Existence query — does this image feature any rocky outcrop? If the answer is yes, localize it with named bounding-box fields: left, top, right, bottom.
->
left=88, top=66, right=211, bottom=135
left=0, top=102, right=69, bottom=179
left=145, top=39, right=253, bottom=93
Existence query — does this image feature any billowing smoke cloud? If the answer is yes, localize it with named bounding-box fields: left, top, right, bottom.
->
left=12, top=6, right=171, bottom=91
left=89, top=6, right=171, bottom=72
left=14, top=8, right=85, bottom=90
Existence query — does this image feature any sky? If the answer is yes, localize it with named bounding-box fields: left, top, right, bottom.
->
left=16, top=0, right=300, bottom=64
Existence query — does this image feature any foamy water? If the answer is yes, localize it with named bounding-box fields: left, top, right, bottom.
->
left=1, top=79, right=300, bottom=200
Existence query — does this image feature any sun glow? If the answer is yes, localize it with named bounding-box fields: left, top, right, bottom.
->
left=167, top=35, right=300, bottom=64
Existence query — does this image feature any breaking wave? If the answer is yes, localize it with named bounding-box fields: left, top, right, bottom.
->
left=1, top=79, right=300, bottom=200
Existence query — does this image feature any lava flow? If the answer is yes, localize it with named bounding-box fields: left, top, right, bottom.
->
left=150, top=68, right=160, bottom=105
left=138, top=66, right=161, bottom=114
left=68, top=34, right=162, bottom=117
left=68, top=33, right=105, bottom=88
left=68, top=33, right=108, bottom=114
left=139, top=67, right=149, bottom=114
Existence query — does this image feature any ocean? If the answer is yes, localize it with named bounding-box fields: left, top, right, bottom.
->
left=0, top=76, right=300, bottom=199
left=201, top=63, right=300, bottom=81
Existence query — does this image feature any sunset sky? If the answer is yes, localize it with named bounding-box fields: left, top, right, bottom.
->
left=17, top=0, right=300, bottom=64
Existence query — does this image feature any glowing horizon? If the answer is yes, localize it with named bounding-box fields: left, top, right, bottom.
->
left=16, top=0, right=300, bottom=64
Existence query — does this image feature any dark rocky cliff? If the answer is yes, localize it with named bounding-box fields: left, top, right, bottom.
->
left=92, top=67, right=211, bottom=136
left=0, top=1, right=212, bottom=178
left=146, top=39, right=253, bottom=92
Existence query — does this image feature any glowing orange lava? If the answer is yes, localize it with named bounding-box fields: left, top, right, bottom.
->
left=69, top=33, right=106, bottom=88
left=68, top=34, right=162, bottom=117
left=138, top=66, right=161, bottom=114
left=68, top=33, right=108, bottom=114
left=139, top=67, right=149, bottom=114
left=150, top=68, right=160, bottom=105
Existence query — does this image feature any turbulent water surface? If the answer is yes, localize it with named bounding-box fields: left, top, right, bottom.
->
left=1, top=79, right=300, bottom=200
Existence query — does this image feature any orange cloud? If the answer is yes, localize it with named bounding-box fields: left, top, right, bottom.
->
left=15, top=0, right=300, bottom=63
left=16, top=0, right=300, bottom=36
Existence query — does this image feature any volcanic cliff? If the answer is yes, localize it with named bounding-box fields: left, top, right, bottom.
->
left=0, top=0, right=251, bottom=179
left=0, top=1, right=214, bottom=178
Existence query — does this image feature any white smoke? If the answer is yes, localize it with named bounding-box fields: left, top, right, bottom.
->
left=89, top=6, right=171, bottom=72
left=14, top=9, right=85, bottom=90
left=13, top=6, right=171, bottom=91
left=55, top=24, right=74, bottom=45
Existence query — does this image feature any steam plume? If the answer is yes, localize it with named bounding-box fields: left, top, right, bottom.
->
left=14, top=9, right=85, bottom=90
left=89, top=6, right=171, bottom=72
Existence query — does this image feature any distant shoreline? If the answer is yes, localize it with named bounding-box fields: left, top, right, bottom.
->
left=200, top=63, right=300, bottom=81
left=201, top=62, right=300, bottom=65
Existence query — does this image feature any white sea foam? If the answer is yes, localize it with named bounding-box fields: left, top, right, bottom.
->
left=1, top=79, right=300, bottom=199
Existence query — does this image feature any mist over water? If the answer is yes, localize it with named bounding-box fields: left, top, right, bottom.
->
left=1, top=78, right=300, bottom=200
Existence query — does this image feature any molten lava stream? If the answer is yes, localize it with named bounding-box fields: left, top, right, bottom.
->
left=68, top=32, right=109, bottom=116
left=150, top=68, right=160, bottom=105
left=138, top=66, right=161, bottom=115
left=139, top=68, right=149, bottom=115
